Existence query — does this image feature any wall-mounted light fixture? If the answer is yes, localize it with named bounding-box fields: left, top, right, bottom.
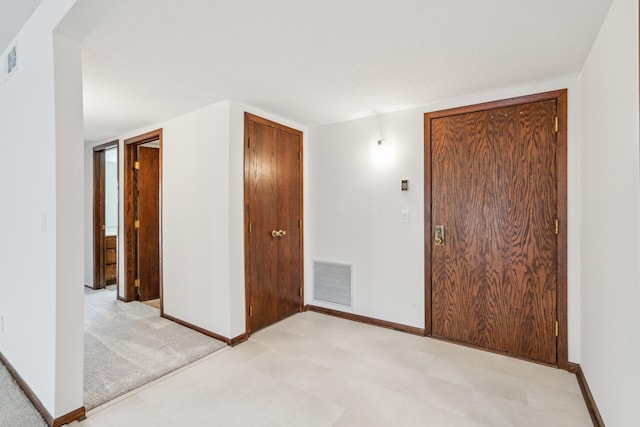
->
left=371, top=138, right=395, bottom=171
left=401, top=179, right=409, bottom=191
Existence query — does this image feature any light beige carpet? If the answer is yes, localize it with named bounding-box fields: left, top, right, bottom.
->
left=0, top=360, right=47, bottom=427
left=84, top=287, right=226, bottom=410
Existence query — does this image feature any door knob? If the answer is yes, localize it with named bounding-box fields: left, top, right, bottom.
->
left=271, top=230, right=287, bottom=237
left=434, top=225, right=444, bottom=246
left=272, top=230, right=279, bottom=237
left=279, top=230, right=286, bottom=236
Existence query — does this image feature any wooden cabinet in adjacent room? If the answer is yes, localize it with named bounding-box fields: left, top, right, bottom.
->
left=105, top=235, right=117, bottom=285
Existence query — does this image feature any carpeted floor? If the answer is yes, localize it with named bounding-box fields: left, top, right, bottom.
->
left=0, top=361, right=47, bottom=427
left=84, top=287, right=226, bottom=410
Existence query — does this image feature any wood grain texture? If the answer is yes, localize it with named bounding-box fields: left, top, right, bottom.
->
left=276, top=128, right=303, bottom=319
left=92, top=149, right=106, bottom=290
left=244, top=113, right=303, bottom=335
left=137, top=146, right=160, bottom=301
left=247, top=119, right=279, bottom=332
left=124, top=129, right=163, bottom=303
left=429, top=98, right=558, bottom=364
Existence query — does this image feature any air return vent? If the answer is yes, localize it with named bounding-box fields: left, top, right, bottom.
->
left=313, top=261, right=352, bottom=307
left=5, top=44, right=17, bottom=79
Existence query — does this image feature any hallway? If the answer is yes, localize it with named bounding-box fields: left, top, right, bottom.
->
left=74, top=312, right=590, bottom=426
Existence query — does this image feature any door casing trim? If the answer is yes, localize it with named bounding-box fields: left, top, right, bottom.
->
left=423, top=89, right=568, bottom=369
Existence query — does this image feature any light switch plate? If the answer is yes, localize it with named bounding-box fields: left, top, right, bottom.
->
left=401, top=210, right=409, bottom=223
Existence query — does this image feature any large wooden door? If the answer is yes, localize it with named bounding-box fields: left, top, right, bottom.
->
left=137, top=146, right=160, bottom=301
left=124, top=129, right=163, bottom=303
left=93, top=148, right=107, bottom=290
left=245, top=113, right=303, bottom=334
left=425, top=91, right=567, bottom=366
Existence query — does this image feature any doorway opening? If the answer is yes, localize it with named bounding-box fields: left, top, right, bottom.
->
left=124, top=129, right=162, bottom=308
left=92, top=141, right=119, bottom=297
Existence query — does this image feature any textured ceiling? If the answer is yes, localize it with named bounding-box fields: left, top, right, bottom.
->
left=6, top=0, right=614, bottom=142
left=0, top=0, right=43, bottom=53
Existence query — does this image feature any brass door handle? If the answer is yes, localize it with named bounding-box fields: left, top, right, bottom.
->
left=272, top=230, right=279, bottom=237
left=434, top=225, right=445, bottom=246
left=271, top=230, right=287, bottom=237
left=279, top=230, right=287, bottom=237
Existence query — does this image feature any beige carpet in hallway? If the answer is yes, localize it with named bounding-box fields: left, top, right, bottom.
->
left=84, top=287, right=226, bottom=410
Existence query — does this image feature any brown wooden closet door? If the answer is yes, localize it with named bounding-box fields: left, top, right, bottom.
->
left=246, top=114, right=303, bottom=334
left=276, top=129, right=303, bottom=319
left=137, top=146, right=160, bottom=301
left=247, top=120, right=280, bottom=331
left=430, top=100, right=558, bottom=364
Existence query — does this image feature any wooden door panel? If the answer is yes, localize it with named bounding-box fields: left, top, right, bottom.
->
left=93, top=149, right=106, bottom=290
left=245, top=114, right=304, bottom=334
left=138, top=146, right=160, bottom=301
left=430, top=100, right=557, bottom=364
left=248, top=121, right=279, bottom=331
left=276, top=129, right=302, bottom=319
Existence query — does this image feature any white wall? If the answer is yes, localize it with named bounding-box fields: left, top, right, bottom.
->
left=83, top=142, right=97, bottom=287
left=0, top=0, right=83, bottom=418
left=579, top=0, right=639, bottom=424
left=105, top=148, right=118, bottom=232
left=52, top=31, right=84, bottom=416
left=308, top=77, right=582, bottom=360
left=162, top=101, right=233, bottom=336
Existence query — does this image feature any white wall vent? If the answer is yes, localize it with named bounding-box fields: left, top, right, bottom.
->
left=5, top=43, right=18, bottom=79
left=313, top=261, right=352, bottom=307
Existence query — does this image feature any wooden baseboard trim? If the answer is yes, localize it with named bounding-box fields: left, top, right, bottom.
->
left=0, top=350, right=54, bottom=425
left=229, top=333, right=249, bottom=346
left=304, top=305, right=425, bottom=336
left=161, top=313, right=246, bottom=347
left=53, top=407, right=86, bottom=427
left=0, top=351, right=86, bottom=426
left=569, top=362, right=605, bottom=427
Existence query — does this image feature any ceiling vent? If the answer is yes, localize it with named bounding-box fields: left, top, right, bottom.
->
left=313, top=260, right=352, bottom=307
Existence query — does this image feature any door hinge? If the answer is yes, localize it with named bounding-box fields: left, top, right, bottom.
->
left=299, top=151, right=302, bottom=160
left=554, top=117, right=558, bottom=133
left=299, top=219, right=302, bottom=228
left=249, top=222, right=252, bottom=233
left=135, top=219, right=140, bottom=229
left=248, top=137, right=251, bottom=149
left=555, top=219, right=559, bottom=235
left=135, top=279, right=140, bottom=288
left=299, top=288, right=303, bottom=298
left=134, top=161, right=140, bottom=170
left=555, top=320, right=559, bottom=337
left=249, top=306, right=253, bottom=317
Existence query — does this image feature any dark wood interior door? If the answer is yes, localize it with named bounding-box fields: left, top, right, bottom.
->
left=429, top=99, right=559, bottom=364
left=93, top=149, right=106, bottom=290
left=137, top=146, right=160, bottom=301
left=245, top=113, right=303, bottom=334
